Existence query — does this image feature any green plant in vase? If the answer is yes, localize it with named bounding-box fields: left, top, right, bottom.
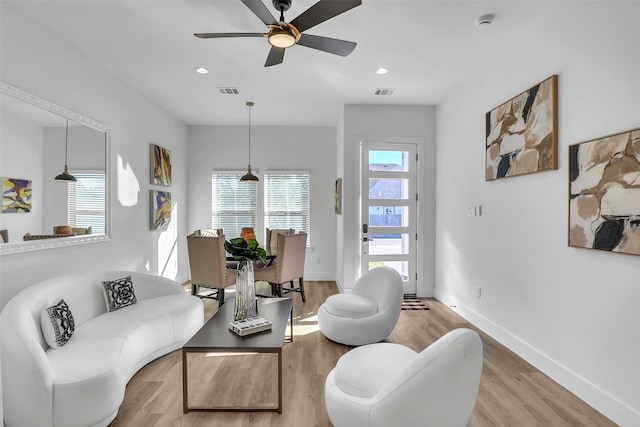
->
left=224, top=237, right=267, bottom=263
left=224, top=237, right=266, bottom=320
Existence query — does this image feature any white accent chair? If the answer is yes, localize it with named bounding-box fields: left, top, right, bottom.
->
left=318, top=266, right=403, bottom=346
left=325, top=328, right=483, bottom=427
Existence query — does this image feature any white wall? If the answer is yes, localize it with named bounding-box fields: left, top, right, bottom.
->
left=0, top=111, right=44, bottom=239
left=339, top=105, right=436, bottom=295
left=434, top=2, right=640, bottom=425
left=187, top=125, right=337, bottom=280
left=0, top=4, right=190, bottom=307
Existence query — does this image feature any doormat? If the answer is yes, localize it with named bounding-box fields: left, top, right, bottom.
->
left=402, top=297, right=430, bottom=310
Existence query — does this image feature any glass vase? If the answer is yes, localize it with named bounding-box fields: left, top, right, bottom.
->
left=234, top=260, right=257, bottom=321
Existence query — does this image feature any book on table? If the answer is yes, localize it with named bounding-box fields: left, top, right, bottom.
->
left=229, top=316, right=273, bottom=336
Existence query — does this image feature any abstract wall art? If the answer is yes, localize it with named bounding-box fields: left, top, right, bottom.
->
left=151, top=190, right=171, bottom=230
left=569, top=127, right=640, bottom=256
left=335, top=178, right=342, bottom=215
left=486, top=75, right=558, bottom=180
left=151, top=144, right=172, bottom=186
left=2, top=177, right=32, bottom=213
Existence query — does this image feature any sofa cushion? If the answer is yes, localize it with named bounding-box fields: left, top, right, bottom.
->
left=41, top=298, right=76, bottom=349
left=47, top=336, right=132, bottom=427
left=102, top=275, right=137, bottom=312
left=323, top=293, right=378, bottom=319
left=334, top=343, right=417, bottom=398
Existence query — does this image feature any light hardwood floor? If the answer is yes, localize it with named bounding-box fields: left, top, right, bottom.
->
left=110, top=281, right=615, bottom=426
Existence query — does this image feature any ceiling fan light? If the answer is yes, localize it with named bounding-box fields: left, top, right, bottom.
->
left=268, top=29, right=296, bottom=48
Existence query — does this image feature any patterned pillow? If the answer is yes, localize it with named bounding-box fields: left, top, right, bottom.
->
left=40, top=298, right=75, bottom=349
left=102, top=275, right=137, bottom=312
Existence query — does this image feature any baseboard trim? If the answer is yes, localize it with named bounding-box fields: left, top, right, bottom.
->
left=434, top=288, right=639, bottom=427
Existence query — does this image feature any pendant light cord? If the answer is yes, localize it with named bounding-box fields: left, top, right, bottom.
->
left=65, top=119, right=69, bottom=165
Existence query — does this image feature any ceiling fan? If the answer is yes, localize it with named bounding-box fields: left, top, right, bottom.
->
left=194, top=0, right=362, bottom=67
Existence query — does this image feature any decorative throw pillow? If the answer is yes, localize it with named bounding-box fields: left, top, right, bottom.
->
left=102, top=275, right=137, bottom=312
left=40, top=298, right=75, bottom=349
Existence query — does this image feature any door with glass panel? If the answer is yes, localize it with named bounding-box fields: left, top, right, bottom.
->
left=360, top=142, right=417, bottom=295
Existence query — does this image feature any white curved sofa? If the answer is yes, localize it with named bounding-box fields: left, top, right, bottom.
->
left=1, top=270, right=204, bottom=427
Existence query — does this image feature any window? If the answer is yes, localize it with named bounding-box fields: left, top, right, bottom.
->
left=264, top=172, right=310, bottom=246
left=211, top=172, right=257, bottom=238
left=211, top=171, right=310, bottom=245
left=67, top=172, right=106, bottom=234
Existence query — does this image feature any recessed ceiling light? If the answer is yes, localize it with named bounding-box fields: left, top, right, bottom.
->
left=194, top=67, right=209, bottom=74
left=376, top=67, right=389, bottom=75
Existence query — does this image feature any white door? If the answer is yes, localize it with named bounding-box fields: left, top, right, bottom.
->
left=360, top=141, right=418, bottom=295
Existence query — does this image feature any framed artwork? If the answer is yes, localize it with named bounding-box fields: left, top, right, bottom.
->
left=151, top=144, right=172, bottom=186
left=486, top=75, right=558, bottom=180
left=335, top=178, right=342, bottom=215
left=2, top=177, right=32, bottom=213
left=151, top=190, right=171, bottom=230
left=569, top=127, right=640, bottom=255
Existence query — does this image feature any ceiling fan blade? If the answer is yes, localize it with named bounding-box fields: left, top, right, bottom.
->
left=194, top=32, right=265, bottom=39
left=241, top=0, right=278, bottom=26
left=265, top=46, right=285, bottom=67
left=297, top=34, right=357, bottom=57
left=290, top=0, right=362, bottom=33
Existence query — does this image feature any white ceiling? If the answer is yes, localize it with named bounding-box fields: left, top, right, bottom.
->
left=8, top=0, right=590, bottom=126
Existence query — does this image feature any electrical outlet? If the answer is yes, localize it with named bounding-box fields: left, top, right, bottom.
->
left=315, top=256, right=321, bottom=265
left=466, top=206, right=476, bottom=217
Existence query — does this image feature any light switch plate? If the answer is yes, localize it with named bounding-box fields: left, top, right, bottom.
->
left=466, top=206, right=476, bottom=217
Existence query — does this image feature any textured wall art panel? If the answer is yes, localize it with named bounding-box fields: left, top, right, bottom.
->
left=151, top=143, right=172, bottom=187
left=569, top=127, right=640, bottom=255
left=151, top=190, right=171, bottom=230
left=2, top=177, right=32, bottom=213
left=486, top=75, right=558, bottom=180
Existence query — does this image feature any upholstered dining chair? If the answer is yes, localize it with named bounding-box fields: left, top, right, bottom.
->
left=186, top=232, right=237, bottom=306
left=324, top=328, right=484, bottom=427
left=254, top=232, right=307, bottom=302
left=265, top=227, right=295, bottom=251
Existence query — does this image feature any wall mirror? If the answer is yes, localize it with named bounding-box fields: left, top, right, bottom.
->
left=0, top=81, right=111, bottom=255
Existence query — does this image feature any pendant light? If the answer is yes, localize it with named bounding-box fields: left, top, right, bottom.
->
left=240, top=101, right=259, bottom=183
left=54, top=119, right=77, bottom=182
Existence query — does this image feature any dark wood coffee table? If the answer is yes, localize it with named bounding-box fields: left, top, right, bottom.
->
left=182, top=297, right=293, bottom=413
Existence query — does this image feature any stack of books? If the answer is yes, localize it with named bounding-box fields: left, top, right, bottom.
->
left=228, top=316, right=272, bottom=336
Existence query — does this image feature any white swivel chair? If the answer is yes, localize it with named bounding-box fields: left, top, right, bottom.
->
left=325, top=328, right=483, bottom=427
left=318, top=266, right=403, bottom=346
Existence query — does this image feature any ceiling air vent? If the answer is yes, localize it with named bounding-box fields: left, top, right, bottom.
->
left=374, top=88, right=396, bottom=96
left=217, top=87, right=240, bottom=95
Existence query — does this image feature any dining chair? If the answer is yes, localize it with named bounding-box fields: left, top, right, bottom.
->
left=254, top=232, right=307, bottom=302
left=265, top=228, right=295, bottom=251
left=186, top=232, right=237, bottom=306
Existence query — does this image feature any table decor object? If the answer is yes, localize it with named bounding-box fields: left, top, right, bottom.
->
left=228, top=315, right=272, bottom=336
left=225, top=237, right=267, bottom=320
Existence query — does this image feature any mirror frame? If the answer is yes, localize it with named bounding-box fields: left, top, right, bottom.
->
left=1, top=81, right=111, bottom=255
